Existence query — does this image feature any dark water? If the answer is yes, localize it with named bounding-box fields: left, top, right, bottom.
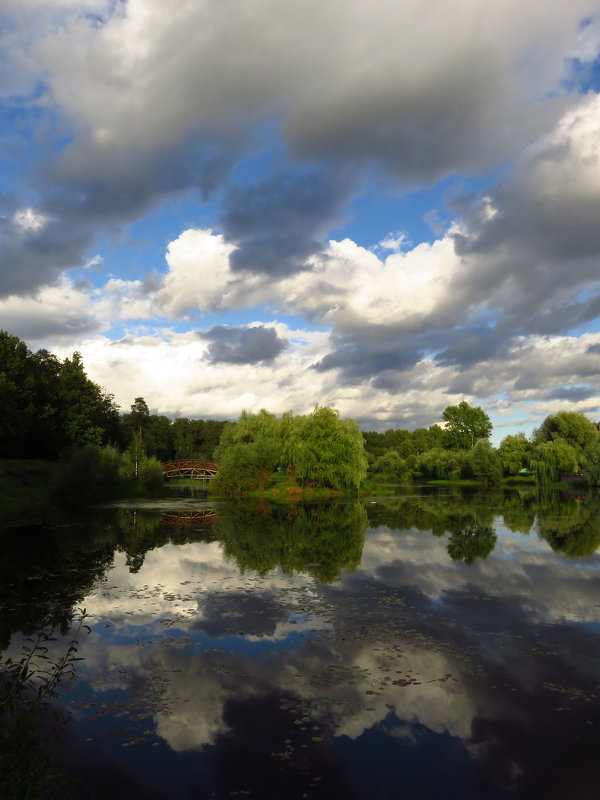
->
left=1, top=488, right=600, bottom=799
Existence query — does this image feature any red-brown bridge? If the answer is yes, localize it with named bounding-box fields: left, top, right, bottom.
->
left=162, top=460, right=219, bottom=479
left=560, top=472, right=585, bottom=483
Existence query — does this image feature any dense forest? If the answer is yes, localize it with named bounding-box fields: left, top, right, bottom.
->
left=2, top=330, right=600, bottom=498
left=0, top=331, right=227, bottom=462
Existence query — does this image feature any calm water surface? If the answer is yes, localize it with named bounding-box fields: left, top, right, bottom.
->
left=2, top=489, right=600, bottom=799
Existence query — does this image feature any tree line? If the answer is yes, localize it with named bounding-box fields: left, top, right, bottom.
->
left=363, top=404, right=600, bottom=487
left=2, top=330, right=600, bottom=492
left=0, top=331, right=227, bottom=461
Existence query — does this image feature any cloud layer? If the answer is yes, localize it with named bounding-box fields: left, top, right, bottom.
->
left=3, top=1, right=600, bottom=432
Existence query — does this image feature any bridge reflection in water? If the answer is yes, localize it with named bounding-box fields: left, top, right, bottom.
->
left=162, top=460, right=218, bottom=479
left=160, top=508, right=216, bottom=527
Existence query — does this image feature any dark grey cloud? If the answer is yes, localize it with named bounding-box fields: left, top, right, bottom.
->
left=354, top=407, right=443, bottom=433
left=46, top=133, right=236, bottom=224
left=512, top=293, right=600, bottom=337
left=2, top=315, right=100, bottom=343
left=544, top=384, right=597, bottom=402
left=434, top=327, right=509, bottom=368
left=312, top=323, right=514, bottom=390
left=0, top=213, right=92, bottom=296
left=312, top=330, right=425, bottom=383
left=201, top=324, right=288, bottom=365
left=0, top=132, right=239, bottom=298
left=513, top=348, right=600, bottom=391
left=285, top=52, right=561, bottom=186
left=219, top=169, right=353, bottom=276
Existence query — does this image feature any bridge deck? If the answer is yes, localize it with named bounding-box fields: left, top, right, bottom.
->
left=560, top=472, right=585, bottom=483
left=162, top=460, right=218, bottom=479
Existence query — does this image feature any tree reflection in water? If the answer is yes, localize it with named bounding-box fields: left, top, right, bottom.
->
left=102, top=489, right=600, bottom=578
left=365, top=488, right=600, bottom=562
left=214, top=501, right=367, bottom=583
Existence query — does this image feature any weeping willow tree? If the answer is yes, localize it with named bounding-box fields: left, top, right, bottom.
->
left=211, top=410, right=281, bottom=495
left=530, top=439, right=579, bottom=486
left=291, top=406, right=368, bottom=491
left=417, top=447, right=467, bottom=480
left=212, top=406, right=368, bottom=494
left=532, top=412, right=600, bottom=487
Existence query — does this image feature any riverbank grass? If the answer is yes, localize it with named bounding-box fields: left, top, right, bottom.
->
left=247, top=472, right=345, bottom=500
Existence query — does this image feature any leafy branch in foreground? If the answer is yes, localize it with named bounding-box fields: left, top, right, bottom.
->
left=0, top=609, right=91, bottom=800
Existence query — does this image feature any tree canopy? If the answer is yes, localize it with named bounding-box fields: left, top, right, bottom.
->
left=212, top=410, right=281, bottom=494
left=0, top=331, right=119, bottom=458
left=533, top=411, right=599, bottom=450
left=292, top=406, right=367, bottom=490
left=442, top=401, right=493, bottom=450
left=211, top=406, right=367, bottom=494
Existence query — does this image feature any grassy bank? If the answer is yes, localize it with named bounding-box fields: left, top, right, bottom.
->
left=0, top=459, right=58, bottom=528
left=209, top=473, right=349, bottom=501
left=211, top=470, right=541, bottom=500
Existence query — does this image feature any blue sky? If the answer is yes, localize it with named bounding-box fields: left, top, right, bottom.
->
left=2, top=0, right=600, bottom=442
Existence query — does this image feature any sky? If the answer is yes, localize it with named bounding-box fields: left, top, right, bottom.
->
left=2, top=0, right=600, bottom=442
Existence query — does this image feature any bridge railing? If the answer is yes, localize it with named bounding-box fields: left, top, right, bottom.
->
left=560, top=472, right=585, bottom=483
left=162, top=460, right=219, bottom=479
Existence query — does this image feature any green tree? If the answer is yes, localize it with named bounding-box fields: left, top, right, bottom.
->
left=531, top=439, right=579, bottom=485
left=370, top=450, right=410, bottom=483
left=144, top=415, right=174, bottom=461
left=121, top=431, right=146, bottom=479
left=442, top=401, right=493, bottom=450
left=0, top=331, right=38, bottom=456
left=292, top=406, right=367, bottom=490
left=533, top=411, right=599, bottom=450
left=280, top=411, right=303, bottom=478
left=54, top=444, right=104, bottom=504
left=418, top=447, right=466, bottom=480
left=581, top=439, right=600, bottom=487
left=498, top=432, right=531, bottom=476
left=30, top=349, right=63, bottom=457
left=169, top=417, right=228, bottom=460
left=58, top=353, right=119, bottom=447
left=137, top=456, right=165, bottom=497
left=466, top=440, right=502, bottom=484
left=211, top=410, right=281, bottom=494
left=130, top=396, right=149, bottom=432
left=426, top=424, right=446, bottom=450
left=1, top=332, right=120, bottom=458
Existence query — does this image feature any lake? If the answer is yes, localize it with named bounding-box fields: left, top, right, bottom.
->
left=1, top=488, right=599, bottom=799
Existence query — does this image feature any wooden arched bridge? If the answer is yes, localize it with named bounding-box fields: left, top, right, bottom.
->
left=162, top=460, right=219, bottom=480
left=560, top=472, right=585, bottom=483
